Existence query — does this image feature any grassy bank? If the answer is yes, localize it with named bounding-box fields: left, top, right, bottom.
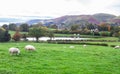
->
left=0, top=42, right=120, bottom=74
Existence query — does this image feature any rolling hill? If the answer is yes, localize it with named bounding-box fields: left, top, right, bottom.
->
left=110, top=16, right=120, bottom=23
left=0, top=13, right=120, bottom=27
left=51, top=13, right=118, bottom=26
left=52, top=15, right=100, bottom=25
left=93, top=13, right=116, bottom=22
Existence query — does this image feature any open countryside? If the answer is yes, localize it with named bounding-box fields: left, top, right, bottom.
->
left=0, top=16, right=120, bottom=73
left=1, top=0, right=120, bottom=74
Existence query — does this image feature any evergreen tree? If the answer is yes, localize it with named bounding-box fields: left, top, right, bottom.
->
left=0, top=28, right=11, bottom=42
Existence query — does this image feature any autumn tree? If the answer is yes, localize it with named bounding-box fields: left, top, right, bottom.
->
left=98, top=23, right=110, bottom=31
left=12, top=28, right=21, bottom=41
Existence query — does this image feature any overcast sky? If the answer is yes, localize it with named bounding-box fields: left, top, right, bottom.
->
left=0, top=0, right=120, bottom=18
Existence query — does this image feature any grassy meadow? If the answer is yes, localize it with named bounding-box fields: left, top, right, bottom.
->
left=0, top=42, right=120, bottom=74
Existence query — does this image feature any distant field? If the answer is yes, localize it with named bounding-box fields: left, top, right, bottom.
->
left=55, top=34, right=73, bottom=37
left=0, top=42, right=120, bottom=74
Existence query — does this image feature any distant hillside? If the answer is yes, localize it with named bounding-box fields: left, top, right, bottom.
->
left=0, top=13, right=120, bottom=27
left=110, top=16, right=120, bottom=23
left=50, top=13, right=118, bottom=26
left=93, top=13, right=116, bottom=22
left=52, top=15, right=99, bottom=26
left=26, top=19, right=43, bottom=25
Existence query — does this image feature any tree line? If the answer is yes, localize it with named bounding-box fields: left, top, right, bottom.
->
left=0, top=23, right=54, bottom=42
left=0, top=22, right=120, bottom=42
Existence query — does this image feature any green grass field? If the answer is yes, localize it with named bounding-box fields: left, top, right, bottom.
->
left=0, top=42, right=120, bottom=74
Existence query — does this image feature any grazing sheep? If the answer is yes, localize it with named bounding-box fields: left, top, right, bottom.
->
left=25, top=45, right=36, bottom=51
left=70, top=46, right=75, bottom=48
left=114, top=45, right=120, bottom=49
left=83, top=44, right=87, bottom=47
left=9, top=47, right=20, bottom=55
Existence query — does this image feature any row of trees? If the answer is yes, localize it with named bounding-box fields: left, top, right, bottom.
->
left=8, top=23, right=44, bottom=32
left=7, top=23, right=29, bottom=32
left=61, top=22, right=120, bottom=37
left=0, top=24, right=54, bottom=42
left=1, top=22, right=120, bottom=42
left=4, top=22, right=113, bottom=32
left=70, top=23, right=112, bottom=32
left=7, top=22, right=111, bottom=32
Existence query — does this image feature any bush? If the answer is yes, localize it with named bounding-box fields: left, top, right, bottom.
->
left=94, top=32, right=100, bottom=36
left=47, top=40, right=108, bottom=46
left=12, top=31, right=21, bottom=41
left=99, top=31, right=110, bottom=36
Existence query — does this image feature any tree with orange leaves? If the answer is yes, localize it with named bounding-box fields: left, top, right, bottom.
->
left=12, top=27, right=21, bottom=41
left=98, top=22, right=110, bottom=31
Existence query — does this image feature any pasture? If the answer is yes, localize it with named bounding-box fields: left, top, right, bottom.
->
left=0, top=42, right=120, bottom=74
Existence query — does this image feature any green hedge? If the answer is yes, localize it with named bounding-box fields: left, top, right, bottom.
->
left=47, top=40, right=108, bottom=46
left=99, top=31, right=110, bottom=36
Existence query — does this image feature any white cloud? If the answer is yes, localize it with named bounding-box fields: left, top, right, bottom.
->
left=0, top=0, right=120, bottom=18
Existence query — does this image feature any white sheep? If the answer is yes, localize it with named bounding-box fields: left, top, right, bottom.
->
left=114, top=45, right=120, bottom=49
left=83, top=44, right=87, bottom=47
left=25, top=45, right=36, bottom=51
left=70, top=46, right=75, bottom=48
left=9, top=47, right=20, bottom=55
